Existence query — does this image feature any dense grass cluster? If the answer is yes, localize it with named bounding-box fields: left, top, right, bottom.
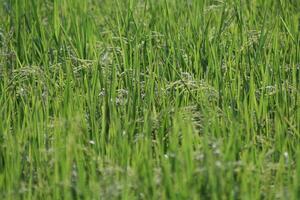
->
left=0, top=0, right=299, bottom=199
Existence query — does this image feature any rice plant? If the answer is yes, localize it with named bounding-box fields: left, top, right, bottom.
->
left=0, top=0, right=299, bottom=199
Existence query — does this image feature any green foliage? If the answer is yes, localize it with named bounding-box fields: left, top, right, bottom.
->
left=0, top=0, right=299, bottom=199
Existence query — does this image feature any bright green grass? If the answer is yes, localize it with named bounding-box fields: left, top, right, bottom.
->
left=0, top=0, right=299, bottom=199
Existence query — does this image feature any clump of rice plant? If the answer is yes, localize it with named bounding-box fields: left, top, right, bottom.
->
left=0, top=0, right=299, bottom=199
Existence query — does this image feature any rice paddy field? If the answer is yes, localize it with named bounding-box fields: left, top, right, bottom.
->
left=0, top=0, right=300, bottom=199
